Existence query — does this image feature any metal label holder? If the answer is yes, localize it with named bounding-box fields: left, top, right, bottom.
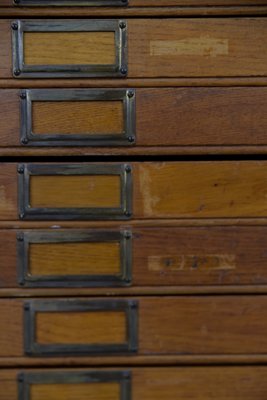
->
left=20, top=88, right=136, bottom=147
left=14, top=0, right=128, bottom=6
left=24, top=299, right=138, bottom=356
left=12, top=19, right=128, bottom=78
left=17, top=229, right=132, bottom=287
left=18, top=163, right=133, bottom=220
left=18, top=370, right=131, bottom=400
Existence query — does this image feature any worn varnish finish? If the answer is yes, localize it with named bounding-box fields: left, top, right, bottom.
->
left=2, top=226, right=267, bottom=288
left=2, top=366, right=267, bottom=400
left=1, top=296, right=267, bottom=357
left=2, top=162, right=267, bottom=220
left=1, top=19, right=267, bottom=79
left=2, top=87, right=267, bottom=148
left=128, top=18, right=267, bottom=78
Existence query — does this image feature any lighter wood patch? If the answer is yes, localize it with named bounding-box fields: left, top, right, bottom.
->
left=148, top=254, right=236, bottom=271
left=150, top=37, right=229, bottom=57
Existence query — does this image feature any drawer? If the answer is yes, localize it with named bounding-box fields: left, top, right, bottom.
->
left=2, top=87, right=267, bottom=149
left=1, top=18, right=267, bottom=78
left=2, top=226, right=267, bottom=289
left=2, top=367, right=267, bottom=400
left=2, top=0, right=267, bottom=6
left=1, top=296, right=267, bottom=358
left=1, top=161, right=267, bottom=221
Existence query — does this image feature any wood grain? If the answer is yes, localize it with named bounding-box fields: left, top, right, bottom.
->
left=128, top=18, right=267, bottom=78
left=131, top=0, right=267, bottom=4
left=36, top=311, right=126, bottom=345
left=29, top=241, right=121, bottom=276
left=30, top=175, right=121, bottom=208
left=32, top=100, right=123, bottom=135
left=133, top=161, right=267, bottom=218
left=3, top=226, right=267, bottom=289
left=1, top=19, right=267, bottom=78
left=2, top=296, right=267, bottom=357
left=31, top=382, right=120, bottom=400
left=0, top=20, right=11, bottom=79
left=137, top=87, right=267, bottom=145
left=24, top=31, right=115, bottom=65
left=1, top=162, right=267, bottom=220
left=3, top=87, right=267, bottom=148
left=2, top=366, right=267, bottom=400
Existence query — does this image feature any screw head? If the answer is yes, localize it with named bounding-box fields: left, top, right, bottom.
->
left=21, top=138, right=28, bottom=145
left=11, top=22, right=18, bottom=30
left=120, top=66, right=127, bottom=75
left=14, top=69, right=21, bottom=77
left=128, top=136, right=135, bottom=143
left=17, top=234, right=24, bottom=241
left=19, top=213, right=25, bottom=219
left=127, top=90, right=134, bottom=98
left=124, top=230, right=132, bottom=239
left=17, top=373, right=24, bottom=382
left=17, top=166, right=24, bottom=174
left=24, top=303, right=30, bottom=310
left=125, top=165, right=132, bottom=173
left=125, top=211, right=132, bottom=218
left=20, top=92, right=26, bottom=100
left=119, top=21, right=126, bottom=30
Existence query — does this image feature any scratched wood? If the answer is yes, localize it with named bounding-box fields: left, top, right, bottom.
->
left=128, top=19, right=267, bottom=78
left=1, top=296, right=267, bottom=357
left=1, top=19, right=267, bottom=78
left=2, top=366, right=267, bottom=400
left=1, top=162, right=267, bottom=220
left=2, top=226, right=267, bottom=288
left=2, top=88, right=267, bottom=148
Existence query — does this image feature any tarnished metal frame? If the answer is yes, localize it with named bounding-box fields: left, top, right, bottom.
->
left=20, top=88, right=136, bottom=147
left=17, top=229, right=132, bottom=287
left=15, top=0, right=128, bottom=6
left=18, top=370, right=131, bottom=400
left=12, top=19, right=128, bottom=78
left=24, top=299, right=138, bottom=356
left=18, top=163, right=133, bottom=220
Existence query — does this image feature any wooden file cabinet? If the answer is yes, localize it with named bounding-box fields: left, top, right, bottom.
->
left=0, top=1, right=267, bottom=399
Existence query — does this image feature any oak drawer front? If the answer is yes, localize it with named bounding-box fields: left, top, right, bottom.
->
left=11, top=20, right=127, bottom=78
left=1, top=19, right=267, bottom=79
left=2, top=296, right=267, bottom=358
left=1, top=226, right=267, bottom=289
left=2, top=18, right=266, bottom=79
left=1, top=161, right=267, bottom=220
left=2, top=367, right=267, bottom=400
left=3, top=87, right=267, bottom=149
